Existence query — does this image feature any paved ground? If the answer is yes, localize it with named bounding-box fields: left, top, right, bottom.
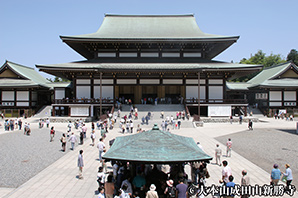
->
left=0, top=125, right=70, bottom=188
left=216, top=124, right=298, bottom=188
left=0, top=115, right=297, bottom=197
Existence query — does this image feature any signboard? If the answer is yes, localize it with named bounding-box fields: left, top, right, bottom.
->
left=208, top=106, right=231, bottom=117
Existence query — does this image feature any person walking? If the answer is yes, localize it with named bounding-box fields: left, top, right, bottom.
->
left=78, top=150, right=84, bottom=179
left=60, top=133, right=67, bottom=152
left=69, top=132, right=78, bottom=150
left=50, top=126, right=55, bottom=142
left=215, top=144, right=222, bottom=166
left=270, top=164, right=281, bottom=185
left=97, top=138, right=105, bottom=163
left=282, top=164, right=293, bottom=191
left=226, top=138, right=232, bottom=157
left=248, top=119, right=253, bottom=130
left=176, top=179, right=188, bottom=198
left=241, top=170, right=250, bottom=198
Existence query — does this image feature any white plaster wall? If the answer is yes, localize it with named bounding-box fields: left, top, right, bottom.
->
left=55, top=89, right=65, bottom=100
left=186, top=79, right=205, bottom=84
left=70, top=107, right=89, bottom=116
left=284, top=91, right=296, bottom=101
left=209, top=86, right=223, bottom=99
left=117, top=79, right=137, bottom=84
left=94, top=79, right=114, bottom=84
left=269, top=91, right=282, bottom=100
left=17, top=102, right=29, bottom=106
left=209, top=79, right=223, bottom=84
left=76, top=86, right=90, bottom=98
left=140, top=79, right=160, bottom=84
left=163, top=79, right=183, bottom=84
left=76, top=79, right=91, bottom=84
left=94, top=86, right=114, bottom=98
left=2, top=91, right=14, bottom=101
left=17, top=91, right=29, bottom=100
left=186, top=86, right=205, bottom=99
left=270, top=102, right=282, bottom=106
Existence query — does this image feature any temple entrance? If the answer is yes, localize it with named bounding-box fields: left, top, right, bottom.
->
left=119, top=86, right=135, bottom=104
left=165, top=86, right=183, bottom=104
left=142, top=86, right=157, bottom=104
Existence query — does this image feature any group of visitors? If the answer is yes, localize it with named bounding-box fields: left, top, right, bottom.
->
left=274, top=113, right=294, bottom=121
left=38, top=118, right=50, bottom=128
left=271, top=163, right=293, bottom=190
left=95, top=162, right=196, bottom=198
left=3, top=118, right=23, bottom=131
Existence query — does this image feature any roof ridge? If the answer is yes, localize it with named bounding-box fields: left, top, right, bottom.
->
left=104, top=14, right=194, bottom=17
left=263, top=61, right=291, bottom=70
left=6, top=60, right=35, bottom=70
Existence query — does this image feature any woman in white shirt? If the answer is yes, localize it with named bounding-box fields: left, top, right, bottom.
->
left=282, top=164, right=293, bottom=190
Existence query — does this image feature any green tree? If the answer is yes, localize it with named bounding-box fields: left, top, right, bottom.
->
left=287, top=49, right=298, bottom=65
left=235, top=50, right=286, bottom=82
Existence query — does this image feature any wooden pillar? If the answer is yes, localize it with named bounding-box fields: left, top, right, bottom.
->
left=90, top=78, right=94, bottom=99
left=73, top=77, right=77, bottom=99
left=14, top=89, right=17, bottom=107
left=100, top=72, right=102, bottom=116
left=29, top=89, right=32, bottom=108
left=197, top=72, right=200, bottom=120
left=135, top=86, right=142, bottom=104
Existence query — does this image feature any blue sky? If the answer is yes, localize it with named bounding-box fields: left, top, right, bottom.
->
left=0, top=0, right=297, bottom=78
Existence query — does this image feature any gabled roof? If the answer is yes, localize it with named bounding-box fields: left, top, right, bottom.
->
left=247, top=62, right=297, bottom=85
left=0, top=61, right=50, bottom=86
left=61, top=14, right=238, bottom=41
left=250, top=78, right=298, bottom=88
left=103, top=124, right=212, bottom=163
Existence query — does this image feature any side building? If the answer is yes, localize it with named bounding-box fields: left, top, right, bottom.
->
left=227, top=62, right=298, bottom=116
left=36, top=14, right=262, bottom=118
left=0, top=61, right=70, bottom=117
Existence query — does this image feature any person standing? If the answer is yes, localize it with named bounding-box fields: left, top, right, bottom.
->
left=241, top=170, right=250, bottom=198
left=50, top=126, right=55, bottom=142
left=46, top=118, right=50, bottom=128
left=78, top=150, right=84, bottom=179
left=270, top=164, right=281, bottom=185
left=282, top=164, right=293, bottom=191
left=176, top=179, right=188, bottom=198
left=82, top=124, right=87, bottom=138
left=105, top=175, right=115, bottom=198
left=97, top=138, right=106, bottom=163
left=18, top=118, right=22, bottom=130
left=226, top=175, right=235, bottom=198
left=215, top=144, right=222, bottom=166
left=146, top=184, right=159, bottom=198
left=226, top=138, right=232, bottom=157
left=60, top=133, right=67, bottom=152
left=221, top=160, right=232, bottom=184
left=91, top=130, right=96, bottom=146
left=69, top=132, right=78, bottom=150
left=130, top=120, right=133, bottom=133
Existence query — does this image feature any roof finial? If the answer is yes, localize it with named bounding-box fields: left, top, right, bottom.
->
left=152, top=123, right=159, bottom=130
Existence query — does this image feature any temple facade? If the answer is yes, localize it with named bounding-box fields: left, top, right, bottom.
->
left=36, top=14, right=262, bottom=118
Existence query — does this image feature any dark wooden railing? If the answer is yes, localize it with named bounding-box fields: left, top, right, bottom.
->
left=185, top=98, right=248, bottom=104
left=53, top=98, right=115, bottom=105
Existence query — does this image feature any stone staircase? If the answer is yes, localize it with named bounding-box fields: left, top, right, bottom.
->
left=119, top=104, right=194, bottom=128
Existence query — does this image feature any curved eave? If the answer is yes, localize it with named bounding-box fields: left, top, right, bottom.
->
left=60, top=36, right=239, bottom=42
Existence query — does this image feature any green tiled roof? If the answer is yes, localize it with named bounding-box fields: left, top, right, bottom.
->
left=247, top=62, right=293, bottom=85
left=61, top=14, right=239, bottom=41
left=226, top=82, right=252, bottom=90
left=4, top=61, right=50, bottom=85
left=103, top=124, right=212, bottom=163
left=252, top=78, right=298, bottom=88
left=37, top=61, right=261, bottom=71
left=0, top=79, right=40, bottom=87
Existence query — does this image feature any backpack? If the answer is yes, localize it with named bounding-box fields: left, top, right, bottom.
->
left=168, top=186, right=176, bottom=197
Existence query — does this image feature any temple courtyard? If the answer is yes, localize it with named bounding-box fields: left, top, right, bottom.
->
left=0, top=110, right=297, bottom=197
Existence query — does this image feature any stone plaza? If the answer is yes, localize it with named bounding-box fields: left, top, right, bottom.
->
left=0, top=106, right=297, bottom=197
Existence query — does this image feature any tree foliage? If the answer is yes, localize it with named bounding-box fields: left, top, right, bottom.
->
left=287, top=49, right=298, bottom=65
left=234, top=50, right=286, bottom=82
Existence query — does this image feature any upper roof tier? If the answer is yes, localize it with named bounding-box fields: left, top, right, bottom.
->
left=60, top=14, right=239, bottom=60
left=61, top=14, right=239, bottom=40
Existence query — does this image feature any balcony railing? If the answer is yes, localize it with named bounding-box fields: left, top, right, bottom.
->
left=53, top=98, right=115, bottom=104
left=185, top=98, right=248, bottom=104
